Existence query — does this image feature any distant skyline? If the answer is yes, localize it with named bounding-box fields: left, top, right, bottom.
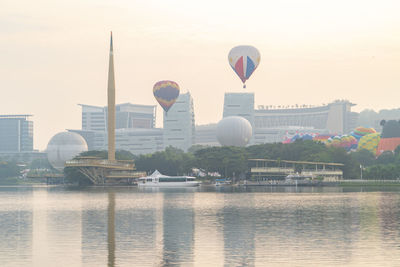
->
left=2, top=0, right=400, bottom=150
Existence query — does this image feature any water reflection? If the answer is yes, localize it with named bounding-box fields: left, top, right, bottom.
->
left=107, top=192, right=115, bottom=267
left=162, top=193, right=195, bottom=266
left=1, top=187, right=400, bottom=266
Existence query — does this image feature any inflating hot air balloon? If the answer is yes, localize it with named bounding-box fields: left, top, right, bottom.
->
left=228, top=45, right=260, bottom=88
left=153, top=80, right=180, bottom=113
left=350, top=126, right=376, bottom=140
left=312, top=134, right=332, bottom=144
left=358, top=133, right=380, bottom=155
left=326, top=135, right=358, bottom=151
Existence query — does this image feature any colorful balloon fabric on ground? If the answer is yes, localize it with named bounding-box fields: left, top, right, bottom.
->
left=326, top=135, right=358, bottom=151
left=358, top=133, right=381, bottom=155
left=153, top=80, right=180, bottom=112
left=228, top=45, right=260, bottom=88
left=312, top=135, right=332, bottom=144
left=351, top=126, right=376, bottom=140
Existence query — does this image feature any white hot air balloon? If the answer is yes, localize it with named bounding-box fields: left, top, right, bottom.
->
left=217, top=116, right=253, bottom=147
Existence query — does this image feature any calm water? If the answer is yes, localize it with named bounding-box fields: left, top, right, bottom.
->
left=1, top=186, right=400, bottom=267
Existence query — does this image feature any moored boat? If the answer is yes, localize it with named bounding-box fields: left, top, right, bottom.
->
left=138, top=170, right=200, bottom=187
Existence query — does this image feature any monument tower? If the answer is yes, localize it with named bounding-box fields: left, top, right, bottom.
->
left=107, top=32, right=116, bottom=161
left=65, top=33, right=145, bottom=184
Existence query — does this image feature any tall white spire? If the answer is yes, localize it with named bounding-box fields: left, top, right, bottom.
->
left=107, top=32, right=116, bottom=161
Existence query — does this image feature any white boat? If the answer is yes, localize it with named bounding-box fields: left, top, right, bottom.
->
left=215, top=178, right=231, bottom=186
left=138, top=170, right=200, bottom=187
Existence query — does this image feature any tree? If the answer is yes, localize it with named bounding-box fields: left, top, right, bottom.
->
left=194, top=146, right=248, bottom=178
left=376, top=151, right=395, bottom=165
left=135, top=147, right=193, bottom=176
left=351, top=149, right=376, bottom=167
left=0, top=161, right=20, bottom=179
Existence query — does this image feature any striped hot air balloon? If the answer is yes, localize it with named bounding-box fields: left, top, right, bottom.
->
left=228, top=45, right=260, bottom=88
left=153, top=80, right=180, bottom=113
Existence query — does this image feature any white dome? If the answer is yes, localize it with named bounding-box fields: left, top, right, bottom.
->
left=217, top=116, right=253, bottom=147
left=46, top=132, right=88, bottom=170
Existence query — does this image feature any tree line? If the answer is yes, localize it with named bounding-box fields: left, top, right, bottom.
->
left=63, top=141, right=386, bottom=180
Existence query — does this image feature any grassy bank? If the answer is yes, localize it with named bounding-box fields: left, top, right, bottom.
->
left=0, top=177, right=43, bottom=186
left=339, top=180, right=400, bottom=186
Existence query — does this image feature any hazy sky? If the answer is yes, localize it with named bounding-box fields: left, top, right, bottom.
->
left=1, top=0, right=400, bottom=150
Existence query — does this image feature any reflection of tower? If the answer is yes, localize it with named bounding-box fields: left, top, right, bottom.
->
left=107, top=192, right=115, bottom=267
left=162, top=192, right=195, bottom=265
left=107, top=32, right=116, bottom=161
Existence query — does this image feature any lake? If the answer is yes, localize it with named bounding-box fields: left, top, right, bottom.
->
left=1, top=185, right=400, bottom=266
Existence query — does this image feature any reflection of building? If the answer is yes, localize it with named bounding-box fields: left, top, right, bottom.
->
left=80, top=103, right=156, bottom=131
left=162, top=193, right=195, bottom=265
left=221, top=195, right=255, bottom=266
left=163, top=92, right=195, bottom=151
left=0, top=115, right=33, bottom=152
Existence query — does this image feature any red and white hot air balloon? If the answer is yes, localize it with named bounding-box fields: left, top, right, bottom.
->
left=228, top=45, right=260, bottom=88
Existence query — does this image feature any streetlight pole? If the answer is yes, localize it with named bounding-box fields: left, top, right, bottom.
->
left=360, top=164, right=363, bottom=180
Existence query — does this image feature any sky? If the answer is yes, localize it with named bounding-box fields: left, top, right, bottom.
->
left=1, top=0, right=400, bottom=150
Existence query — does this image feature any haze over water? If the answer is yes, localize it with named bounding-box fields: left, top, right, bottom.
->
left=1, top=186, right=400, bottom=266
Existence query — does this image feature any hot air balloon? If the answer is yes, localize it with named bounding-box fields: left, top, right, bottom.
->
left=326, top=135, right=358, bottom=151
left=350, top=126, right=376, bottom=140
left=153, top=80, right=180, bottom=113
left=358, top=133, right=380, bottom=155
left=228, top=45, right=260, bottom=88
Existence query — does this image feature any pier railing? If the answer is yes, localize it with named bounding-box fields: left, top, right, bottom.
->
left=65, top=159, right=134, bottom=169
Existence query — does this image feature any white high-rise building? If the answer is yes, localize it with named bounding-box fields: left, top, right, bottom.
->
left=163, top=92, right=195, bottom=152
left=80, top=103, right=156, bottom=131
left=223, top=93, right=255, bottom=126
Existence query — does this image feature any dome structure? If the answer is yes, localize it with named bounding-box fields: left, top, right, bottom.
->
left=46, top=131, right=88, bottom=170
left=216, top=116, right=253, bottom=147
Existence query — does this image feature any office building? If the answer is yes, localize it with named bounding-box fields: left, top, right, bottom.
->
left=80, top=103, right=156, bottom=131
left=195, top=124, right=219, bottom=147
left=255, top=100, right=358, bottom=134
left=223, top=93, right=255, bottom=126
left=0, top=115, right=33, bottom=152
left=163, top=92, right=195, bottom=151
left=69, top=128, right=164, bottom=156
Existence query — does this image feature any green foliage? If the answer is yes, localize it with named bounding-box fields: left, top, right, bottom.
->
left=135, top=146, right=194, bottom=176
left=64, top=166, right=92, bottom=185
left=78, top=150, right=108, bottom=159
left=29, top=158, right=52, bottom=169
left=194, top=146, right=248, bottom=178
left=351, top=149, right=376, bottom=167
left=0, top=161, right=20, bottom=179
left=63, top=140, right=400, bottom=183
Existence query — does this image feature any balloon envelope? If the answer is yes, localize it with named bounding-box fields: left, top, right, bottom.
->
left=153, top=80, right=180, bottom=112
left=228, top=45, right=260, bottom=86
left=358, top=133, right=380, bottom=155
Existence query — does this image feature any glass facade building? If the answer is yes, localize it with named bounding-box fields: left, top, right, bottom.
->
left=0, top=115, right=33, bottom=152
